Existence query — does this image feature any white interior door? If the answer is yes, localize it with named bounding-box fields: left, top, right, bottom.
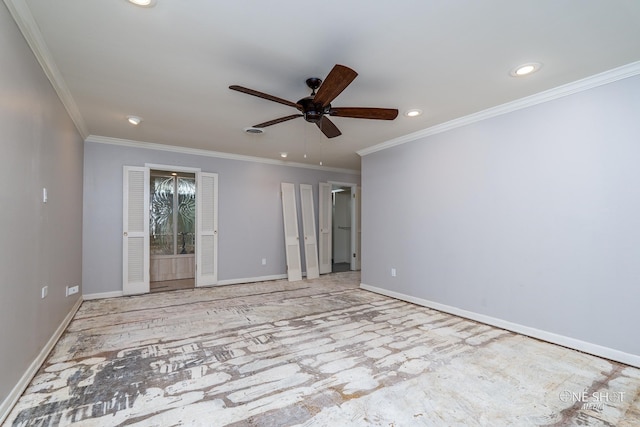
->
left=281, top=182, right=302, bottom=281
left=318, top=182, right=332, bottom=274
left=123, top=166, right=150, bottom=295
left=196, top=172, right=218, bottom=287
left=300, top=184, right=319, bottom=279
left=352, top=186, right=362, bottom=271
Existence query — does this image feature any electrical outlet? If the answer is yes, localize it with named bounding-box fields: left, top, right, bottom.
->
left=391, top=268, right=397, bottom=277
left=41, top=286, right=48, bottom=299
left=262, top=258, right=267, bottom=265
left=66, top=285, right=79, bottom=296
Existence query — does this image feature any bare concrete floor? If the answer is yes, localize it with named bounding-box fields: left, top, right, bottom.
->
left=5, top=272, right=640, bottom=426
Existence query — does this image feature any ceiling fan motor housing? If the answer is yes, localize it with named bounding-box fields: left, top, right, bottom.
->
left=297, top=96, right=326, bottom=123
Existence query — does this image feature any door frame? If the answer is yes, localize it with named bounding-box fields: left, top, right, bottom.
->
left=327, top=180, right=360, bottom=271
left=123, top=164, right=212, bottom=294
left=147, top=164, right=222, bottom=288
left=146, top=164, right=201, bottom=175
left=147, top=164, right=201, bottom=284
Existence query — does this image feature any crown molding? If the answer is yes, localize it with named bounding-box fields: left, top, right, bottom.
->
left=85, top=135, right=361, bottom=175
left=358, top=61, right=640, bottom=157
left=4, top=0, right=88, bottom=138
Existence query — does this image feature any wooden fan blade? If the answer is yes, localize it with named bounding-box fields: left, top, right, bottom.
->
left=316, top=116, right=342, bottom=138
left=253, top=114, right=303, bottom=128
left=313, top=65, right=358, bottom=108
left=229, top=85, right=300, bottom=109
left=329, top=107, right=399, bottom=120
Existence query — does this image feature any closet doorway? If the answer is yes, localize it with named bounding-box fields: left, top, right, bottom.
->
left=149, top=169, right=196, bottom=293
left=123, top=165, right=217, bottom=295
left=318, top=181, right=361, bottom=274
left=331, top=185, right=352, bottom=273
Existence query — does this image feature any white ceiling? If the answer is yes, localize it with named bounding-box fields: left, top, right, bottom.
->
left=7, top=0, right=640, bottom=171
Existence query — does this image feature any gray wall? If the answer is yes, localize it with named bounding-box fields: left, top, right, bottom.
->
left=361, top=74, right=640, bottom=357
left=83, top=142, right=360, bottom=294
left=0, top=2, right=83, bottom=406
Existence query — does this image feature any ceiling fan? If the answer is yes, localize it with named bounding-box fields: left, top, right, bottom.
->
left=229, top=64, right=398, bottom=138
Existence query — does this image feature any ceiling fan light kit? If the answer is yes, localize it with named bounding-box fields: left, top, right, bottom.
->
left=230, top=64, right=399, bottom=139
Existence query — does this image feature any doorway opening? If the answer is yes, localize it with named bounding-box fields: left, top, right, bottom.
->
left=149, top=169, right=196, bottom=293
left=332, top=185, right=352, bottom=273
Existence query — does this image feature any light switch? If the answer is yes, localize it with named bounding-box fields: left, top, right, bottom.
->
left=43, top=188, right=48, bottom=203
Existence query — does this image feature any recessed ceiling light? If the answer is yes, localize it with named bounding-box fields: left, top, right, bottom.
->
left=127, top=115, right=142, bottom=125
left=280, top=152, right=288, bottom=158
left=510, top=62, right=542, bottom=77
left=405, top=109, right=422, bottom=117
left=127, top=0, right=156, bottom=7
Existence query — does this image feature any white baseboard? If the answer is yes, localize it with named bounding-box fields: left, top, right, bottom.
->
left=82, top=290, right=123, bottom=300
left=84, top=275, right=290, bottom=298
left=216, top=274, right=288, bottom=286
left=0, top=296, right=83, bottom=425
left=360, top=283, right=640, bottom=369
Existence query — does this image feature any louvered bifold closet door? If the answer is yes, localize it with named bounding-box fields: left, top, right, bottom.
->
left=318, top=182, right=332, bottom=274
left=300, top=184, right=319, bottom=279
left=196, top=172, right=218, bottom=287
left=281, top=182, right=302, bottom=281
left=123, top=166, right=150, bottom=295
